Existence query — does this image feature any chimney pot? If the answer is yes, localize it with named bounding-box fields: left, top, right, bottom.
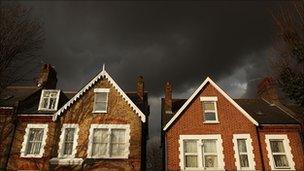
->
left=164, top=81, right=173, bottom=113
left=37, top=64, right=57, bottom=89
left=136, top=76, right=144, bottom=100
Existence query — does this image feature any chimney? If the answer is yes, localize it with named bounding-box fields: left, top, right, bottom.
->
left=164, top=82, right=173, bottom=113
left=136, top=76, right=145, bottom=101
left=37, top=64, right=57, bottom=89
left=257, top=77, right=279, bottom=103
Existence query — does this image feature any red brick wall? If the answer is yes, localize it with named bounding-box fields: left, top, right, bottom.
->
left=165, top=83, right=304, bottom=170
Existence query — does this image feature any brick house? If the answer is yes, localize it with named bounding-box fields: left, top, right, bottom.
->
left=161, top=77, right=304, bottom=171
left=0, top=64, right=149, bottom=170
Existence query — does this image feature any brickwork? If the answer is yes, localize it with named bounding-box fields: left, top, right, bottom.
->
left=165, top=83, right=304, bottom=170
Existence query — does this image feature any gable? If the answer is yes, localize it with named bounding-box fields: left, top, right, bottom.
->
left=53, top=67, right=146, bottom=122
left=163, top=77, right=258, bottom=131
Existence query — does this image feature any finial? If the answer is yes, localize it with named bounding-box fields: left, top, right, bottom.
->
left=102, top=64, right=105, bottom=71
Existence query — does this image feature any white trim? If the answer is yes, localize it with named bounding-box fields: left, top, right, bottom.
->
left=57, top=124, right=79, bottom=158
left=20, top=124, right=48, bottom=158
left=49, top=158, right=83, bottom=165
left=87, top=124, right=131, bottom=159
left=232, top=134, right=256, bottom=170
left=0, top=107, right=14, bottom=109
left=93, top=88, right=109, bottom=113
left=38, top=89, right=60, bottom=111
left=163, top=77, right=258, bottom=131
left=265, top=134, right=295, bottom=170
left=200, top=96, right=218, bottom=101
left=94, top=88, right=110, bottom=93
left=53, top=69, right=146, bottom=122
left=178, top=134, right=225, bottom=170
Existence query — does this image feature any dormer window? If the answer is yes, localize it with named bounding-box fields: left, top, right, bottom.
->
left=200, top=96, right=219, bottom=123
left=38, top=90, right=60, bottom=111
left=93, top=88, right=109, bottom=113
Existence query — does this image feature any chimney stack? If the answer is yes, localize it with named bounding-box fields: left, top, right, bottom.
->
left=37, top=64, right=57, bottom=89
left=136, top=76, right=145, bottom=100
left=164, top=82, right=172, bottom=113
left=257, top=77, right=279, bottom=103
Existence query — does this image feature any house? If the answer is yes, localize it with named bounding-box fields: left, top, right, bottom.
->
left=161, top=77, right=304, bottom=171
left=0, top=64, right=149, bottom=170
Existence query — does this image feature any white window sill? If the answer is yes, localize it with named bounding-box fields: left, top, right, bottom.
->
left=203, top=121, right=220, bottom=124
left=87, top=156, right=128, bottom=159
left=185, top=167, right=222, bottom=170
left=20, top=154, right=43, bottom=158
left=92, top=111, right=107, bottom=114
left=49, top=158, right=83, bottom=165
left=273, top=167, right=292, bottom=170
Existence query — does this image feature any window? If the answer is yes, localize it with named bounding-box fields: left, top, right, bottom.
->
left=265, top=134, right=295, bottom=170
left=58, top=124, right=79, bottom=158
left=179, top=135, right=224, bottom=170
left=87, top=124, right=130, bottom=159
left=200, top=97, right=218, bottom=123
left=20, top=124, right=48, bottom=158
left=38, top=90, right=60, bottom=111
left=93, top=88, right=109, bottom=113
left=233, top=134, right=255, bottom=170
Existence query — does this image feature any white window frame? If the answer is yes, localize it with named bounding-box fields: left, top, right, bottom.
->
left=233, top=134, right=256, bottom=170
left=200, top=96, right=219, bottom=123
left=87, top=124, right=130, bottom=159
left=20, top=124, right=48, bottom=158
left=38, top=89, right=60, bottom=111
left=265, top=134, right=295, bottom=170
left=179, top=134, right=225, bottom=170
left=93, top=88, right=110, bottom=113
left=57, top=124, right=79, bottom=158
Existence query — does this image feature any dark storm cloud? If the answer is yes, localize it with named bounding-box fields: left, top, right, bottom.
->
left=21, top=1, right=283, bottom=136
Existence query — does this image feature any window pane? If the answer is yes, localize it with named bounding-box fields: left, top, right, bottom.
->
left=63, top=142, right=73, bottom=155
left=204, top=112, right=216, bottom=121
left=203, top=140, right=217, bottom=153
left=237, top=139, right=247, bottom=153
left=50, top=92, right=58, bottom=97
left=240, top=154, right=249, bottom=167
left=111, top=144, right=125, bottom=157
left=95, top=102, right=107, bottom=111
left=112, top=129, right=125, bottom=143
left=204, top=155, right=218, bottom=168
left=273, top=155, right=289, bottom=167
left=42, top=98, right=48, bottom=109
left=96, top=92, right=107, bottom=102
left=184, top=140, right=197, bottom=153
left=270, top=140, right=285, bottom=153
left=185, top=155, right=198, bottom=167
left=49, top=98, right=56, bottom=109
left=92, top=143, right=107, bottom=156
left=204, top=102, right=215, bottom=110
left=65, top=128, right=75, bottom=141
left=43, top=91, right=50, bottom=97
left=28, top=128, right=44, bottom=141
left=93, top=129, right=108, bottom=143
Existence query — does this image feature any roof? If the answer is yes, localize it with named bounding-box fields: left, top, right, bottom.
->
left=234, top=99, right=299, bottom=124
left=53, top=66, right=147, bottom=123
left=0, top=86, right=39, bottom=107
left=161, top=98, right=186, bottom=128
left=162, top=77, right=259, bottom=131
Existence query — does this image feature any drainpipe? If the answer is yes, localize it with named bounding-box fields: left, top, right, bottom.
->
left=256, top=126, right=265, bottom=171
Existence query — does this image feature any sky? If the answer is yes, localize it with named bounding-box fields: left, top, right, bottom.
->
left=20, top=1, right=284, bottom=137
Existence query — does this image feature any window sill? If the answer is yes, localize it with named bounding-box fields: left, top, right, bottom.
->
left=92, top=111, right=107, bottom=114
left=20, top=154, right=43, bottom=158
left=203, top=121, right=220, bottom=124
left=50, top=158, right=83, bottom=165
left=87, top=156, right=128, bottom=159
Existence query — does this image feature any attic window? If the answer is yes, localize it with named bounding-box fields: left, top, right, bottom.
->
left=93, top=88, right=109, bottom=113
left=38, top=90, right=60, bottom=111
left=200, top=96, right=219, bottom=123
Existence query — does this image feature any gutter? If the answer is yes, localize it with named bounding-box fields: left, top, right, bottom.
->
left=256, top=126, right=265, bottom=171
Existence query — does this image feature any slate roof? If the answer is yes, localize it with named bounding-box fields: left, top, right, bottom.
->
left=234, top=99, right=299, bottom=124
left=161, top=98, right=187, bottom=128
left=161, top=98, right=300, bottom=128
left=0, top=86, right=39, bottom=107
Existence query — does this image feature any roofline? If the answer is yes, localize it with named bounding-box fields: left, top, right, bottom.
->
left=163, top=77, right=259, bottom=131
left=53, top=69, right=146, bottom=122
